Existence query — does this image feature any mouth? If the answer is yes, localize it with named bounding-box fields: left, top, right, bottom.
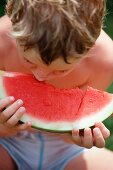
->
left=34, top=74, right=49, bottom=81
left=35, top=76, right=47, bottom=81
left=31, top=70, right=47, bottom=81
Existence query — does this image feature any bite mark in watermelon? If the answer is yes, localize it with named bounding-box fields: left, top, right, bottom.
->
left=0, top=71, right=113, bottom=132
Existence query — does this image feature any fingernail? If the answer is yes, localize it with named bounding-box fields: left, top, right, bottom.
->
left=17, top=99, right=23, bottom=105
left=27, top=121, right=32, bottom=126
left=95, top=128, right=100, bottom=134
left=20, top=107, right=26, bottom=112
left=9, top=96, right=15, bottom=101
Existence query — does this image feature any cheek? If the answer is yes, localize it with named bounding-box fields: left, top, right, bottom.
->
left=21, top=57, right=36, bottom=69
left=50, top=70, right=71, bottom=78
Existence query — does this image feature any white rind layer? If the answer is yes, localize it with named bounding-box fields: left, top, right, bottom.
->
left=0, top=77, right=7, bottom=98
left=21, top=97, right=113, bottom=131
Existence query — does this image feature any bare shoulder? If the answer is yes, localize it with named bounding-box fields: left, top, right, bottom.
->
left=85, top=30, right=113, bottom=89
left=0, top=15, right=11, bottom=29
left=0, top=15, right=16, bottom=70
left=0, top=15, right=12, bottom=40
left=95, top=30, right=113, bottom=58
left=88, top=30, right=113, bottom=70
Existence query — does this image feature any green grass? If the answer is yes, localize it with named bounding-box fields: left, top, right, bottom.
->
left=104, top=116, right=113, bottom=150
left=104, top=85, right=113, bottom=151
left=103, top=1, right=113, bottom=151
left=0, top=0, right=6, bottom=17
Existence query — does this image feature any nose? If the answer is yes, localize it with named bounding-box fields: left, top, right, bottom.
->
left=32, top=66, right=51, bottom=77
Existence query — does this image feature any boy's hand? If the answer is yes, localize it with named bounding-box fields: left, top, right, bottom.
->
left=72, top=122, right=110, bottom=149
left=0, top=96, right=31, bottom=137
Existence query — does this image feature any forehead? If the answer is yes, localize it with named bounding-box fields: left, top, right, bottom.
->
left=19, top=45, right=79, bottom=70
left=37, top=54, right=77, bottom=70
left=38, top=55, right=77, bottom=70
left=49, top=57, right=77, bottom=70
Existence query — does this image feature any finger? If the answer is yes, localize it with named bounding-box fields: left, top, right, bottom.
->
left=0, top=99, right=23, bottom=123
left=17, top=121, right=32, bottom=131
left=72, top=129, right=82, bottom=145
left=0, top=96, right=15, bottom=111
left=5, top=107, right=26, bottom=127
left=83, top=128, right=93, bottom=149
left=95, top=122, right=110, bottom=139
left=93, top=127, right=105, bottom=148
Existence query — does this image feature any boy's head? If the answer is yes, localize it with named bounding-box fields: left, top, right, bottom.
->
left=6, top=0, right=105, bottom=65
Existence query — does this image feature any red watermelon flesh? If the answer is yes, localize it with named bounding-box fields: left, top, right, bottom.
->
left=0, top=71, right=113, bottom=132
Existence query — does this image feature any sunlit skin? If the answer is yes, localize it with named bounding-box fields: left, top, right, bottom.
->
left=0, top=15, right=113, bottom=150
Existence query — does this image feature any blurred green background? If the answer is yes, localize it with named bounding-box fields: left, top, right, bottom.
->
left=101, top=0, right=113, bottom=151
left=0, top=0, right=6, bottom=16
left=0, top=0, right=113, bottom=150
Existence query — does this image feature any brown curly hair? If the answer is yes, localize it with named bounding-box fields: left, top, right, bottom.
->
left=6, top=0, right=106, bottom=64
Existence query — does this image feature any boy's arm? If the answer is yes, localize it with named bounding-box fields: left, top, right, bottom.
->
left=0, top=16, right=32, bottom=137
left=85, top=29, right=113, bottom=90
left=0, top=15, right=12, bottom=70
left=96, top=30, right=113, bottom=60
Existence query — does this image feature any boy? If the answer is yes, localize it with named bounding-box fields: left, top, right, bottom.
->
left=0, top=0, right=113, bottom=169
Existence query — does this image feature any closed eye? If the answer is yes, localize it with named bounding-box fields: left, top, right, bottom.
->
left=58, top=70, right=68, bottom=73
left=24, top=58, right=32, bottom=63
left=54, top=69, right=69, bottom=75
left=23, top=57, right=36, bottom=66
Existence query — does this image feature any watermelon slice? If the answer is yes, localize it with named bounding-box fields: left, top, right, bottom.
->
left=0, top=71, right=113, bottom=132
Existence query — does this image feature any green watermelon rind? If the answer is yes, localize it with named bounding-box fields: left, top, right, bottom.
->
left=20, top=98, right=113, bottom=132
